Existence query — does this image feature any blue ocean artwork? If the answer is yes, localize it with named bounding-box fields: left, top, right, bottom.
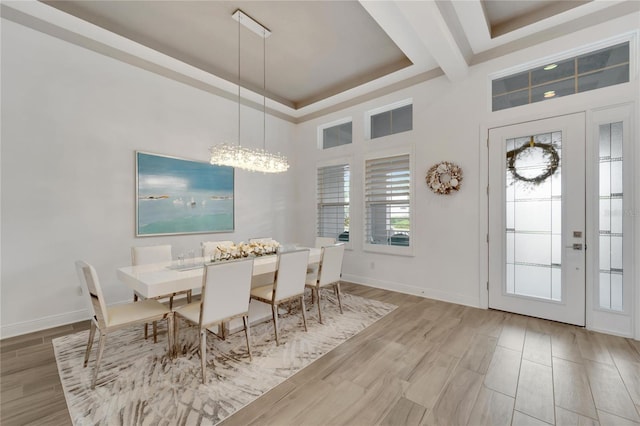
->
left=136, top=152, right=234, bottom=236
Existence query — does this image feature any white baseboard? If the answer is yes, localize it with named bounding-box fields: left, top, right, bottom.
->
left=0, top=297, right=138, bottom=339
left=2, top=280, right=481, bottom=339
left=342, top=274, right=480, bottom=308
left=1, top=308, right=90, bottom=339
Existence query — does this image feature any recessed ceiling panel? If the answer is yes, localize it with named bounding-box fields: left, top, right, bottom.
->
left=42, top=1, right=412, bottom=109
left=482, top=0, right=591, bottom=38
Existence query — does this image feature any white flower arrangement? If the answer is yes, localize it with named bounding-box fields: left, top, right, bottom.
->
left=426, top=161, right=463, bottom=195
left=211, top=240, right=280, bottom=261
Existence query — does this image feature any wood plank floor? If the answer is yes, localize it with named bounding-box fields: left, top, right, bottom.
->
left=2, top=283, right=639, bottom=425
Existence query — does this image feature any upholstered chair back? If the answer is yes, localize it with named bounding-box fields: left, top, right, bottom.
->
left=200, top=258, right=254, bottom=327
left=75, top=260, right=109, bottom=328
left=131, top=245, right=172, bottom=266
left=314, top=237, right=336, bottom=248
left=317, top=244, right=345, bottom=287
left=273, top=249, right=310, bottom=301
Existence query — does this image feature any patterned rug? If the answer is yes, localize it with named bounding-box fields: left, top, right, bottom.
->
left=53, top=292, right=396, bottom=425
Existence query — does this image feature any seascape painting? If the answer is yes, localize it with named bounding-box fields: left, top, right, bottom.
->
left=136, top=152, right=234, bottom=236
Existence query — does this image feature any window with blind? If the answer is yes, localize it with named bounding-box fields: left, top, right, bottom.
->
left=317, top=164, right=350, bottom=243
left=365, top=154, right=411, bottom=249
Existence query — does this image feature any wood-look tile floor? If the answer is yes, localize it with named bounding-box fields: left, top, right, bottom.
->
left=2, top=283, right=639, bottom=425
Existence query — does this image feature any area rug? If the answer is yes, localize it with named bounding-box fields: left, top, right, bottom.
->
left=53, top=292, right=396, bottom=425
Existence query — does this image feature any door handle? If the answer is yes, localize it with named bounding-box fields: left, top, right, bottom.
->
left=565, top=243, right=583, bottom=250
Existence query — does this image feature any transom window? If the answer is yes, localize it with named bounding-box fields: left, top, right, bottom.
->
left=367, top=99, right=413, bottom=139
left=318, top=118, right=352, bottom=149
left=492, top=42, right=630, bottom=112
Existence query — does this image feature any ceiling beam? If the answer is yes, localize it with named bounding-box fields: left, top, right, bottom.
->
left=451, top=0, right=490, bottom=55
left=393, top=0, right=469, bottom=82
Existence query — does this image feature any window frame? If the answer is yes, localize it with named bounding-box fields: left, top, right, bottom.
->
left=365, top=98, right=413, bottom=140
left=488, top=33, right=636, bottom=113
left=588, top=104, right=634, bottom=319
left=317, top=116, right=353, bottom=150
left=363, top=148, right=414, bottom=256
left=316, top=158, right=352, bottom=250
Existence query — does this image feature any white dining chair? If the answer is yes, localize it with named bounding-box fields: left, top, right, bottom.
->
left=201, top=240, right=235, bottom=259
left=250, top=249, right=310, bottom=346
left=306, top=243, right=345, bottom=324
left=314, top=236, right=336, bottom=248
left=131, top=245, right=192, bottom=342
left=75, top=260, right=174, bottom=389
left=173, top=258, right=254, bottom=384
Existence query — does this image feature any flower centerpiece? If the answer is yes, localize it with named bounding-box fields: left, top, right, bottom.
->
left=211, top=240, right=280, bottom=262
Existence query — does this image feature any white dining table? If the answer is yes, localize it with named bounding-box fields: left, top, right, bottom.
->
left=117, top=248, right=321, bottom=299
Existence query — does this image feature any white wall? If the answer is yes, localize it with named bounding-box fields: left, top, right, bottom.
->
left=2, top=10, right=639, bottom=339
left=0, top=19, right=297, bottom=337
left=294, top=13, right=640, bottom=337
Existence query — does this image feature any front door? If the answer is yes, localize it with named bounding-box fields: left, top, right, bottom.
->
left=488, top=113, right=585, bottom=326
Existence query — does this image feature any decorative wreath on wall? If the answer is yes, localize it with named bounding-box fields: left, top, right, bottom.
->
left=426, top=161, right=463, bottom=195
left=506, top=139, right=559, bottom=185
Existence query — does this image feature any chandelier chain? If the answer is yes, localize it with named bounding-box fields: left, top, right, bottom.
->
left=263, top=31, right=266, bottom=151
left=209, top=9, right=289, bottom=173
left=237, top=12, right=241, bottom=148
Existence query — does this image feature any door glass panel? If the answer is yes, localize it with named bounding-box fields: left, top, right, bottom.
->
left=598, top=122, right=623, bottom=311
left=514, top=265, right=552, bottom=299
left=505, top=131, right=562, bottom=301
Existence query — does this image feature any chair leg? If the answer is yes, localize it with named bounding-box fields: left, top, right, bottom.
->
left=153, top=321, right=158, bottom=343
left=91, top=332, right=107, bottom=389
left=243, top=316, right=252, bottom=361
left=335, top=282, right=343, bottom=314
left=169, top=295, right=174, bottom=310
left=200, top=329, right=207, bottom=384
left=272, top=304, right=280, bottom=346
left=187, top=290, right=192, bottom=303
left=300, top=296, right=308, bottom=332
left=166, top=314, right=175, bottom=359
left=316, top=287, right=323, bottom=324
left=83, top=321, right=97, bottom=367
left=144, top=323, right=148, bottom=340
left=174, top=315, right=180, bottom=356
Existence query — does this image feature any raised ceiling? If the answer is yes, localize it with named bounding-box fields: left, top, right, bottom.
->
left=3, top=0, right=637, bottom=121
left=40, top=1, right=413, bottom=109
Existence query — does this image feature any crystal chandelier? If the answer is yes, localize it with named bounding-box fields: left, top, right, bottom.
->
left=209, top=143, right=289, bottom=173
left=210, top=10, right=289, bottom=174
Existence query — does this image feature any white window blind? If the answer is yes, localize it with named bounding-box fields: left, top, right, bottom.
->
left=317, top=164, right=350, bottom=242
left=365, top=154, right=410, bottom=247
